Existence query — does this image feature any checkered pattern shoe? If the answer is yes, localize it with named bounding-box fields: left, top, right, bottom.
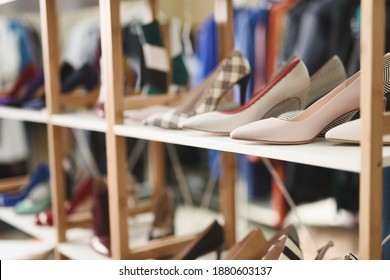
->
left=143, top=49, right=250, bottom=129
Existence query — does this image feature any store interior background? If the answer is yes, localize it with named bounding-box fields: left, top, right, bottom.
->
left=1, top=0, right=375, bottom=260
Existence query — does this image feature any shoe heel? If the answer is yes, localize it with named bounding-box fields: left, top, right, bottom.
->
left=317, top=109, right=358, bottom=137
left=263, top=97, right=301, bottom=119
left=216, top=246, right=223, bottom=260
left=238, top=75, right=250, bottom=106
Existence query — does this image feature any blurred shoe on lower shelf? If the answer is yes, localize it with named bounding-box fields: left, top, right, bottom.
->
left=148, top=187, right=176, bottom=240
left=35, top=175, right=93, bottom=226
left=0, top=163, right=50, bottom=207
left=90, top=178, right=111, bottom=257
left=14, top=182, right=51, bottom=215
left=171, top=220, right=224, bottom=260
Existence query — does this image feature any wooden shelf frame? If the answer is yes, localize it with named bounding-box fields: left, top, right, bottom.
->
left=99, top=0, right=237, bottom=259
left=0, top=0, right=386, bottom=260
left=359, top=0, right=385, bottom=260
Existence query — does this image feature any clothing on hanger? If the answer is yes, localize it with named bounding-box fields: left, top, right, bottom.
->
left=62, top=16, right=100, bottom=71
left=169, top=17, right=189, bottom=93
left=139, top=20, right=169, bottom=95
left=0, top=119, right=29, bottom=164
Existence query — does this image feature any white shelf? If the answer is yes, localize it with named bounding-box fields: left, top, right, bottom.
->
left=115, top=120, right=390, bottom=173
left=50, top=110, right=107, bottom=132
left=0, top=106, right=48, bottom=124
left=0, top=0, right=100, bottom=14
left=0, top=207, right=55, bottom=243
left=241, top=200, right=280, bottom=227
left=59, top=228, right=110, bottom=260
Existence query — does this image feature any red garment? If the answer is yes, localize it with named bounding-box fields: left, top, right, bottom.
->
left=267, top=0, right=299, bottom=79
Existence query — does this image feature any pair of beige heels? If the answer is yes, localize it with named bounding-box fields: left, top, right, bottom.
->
left=230, top=54, right=390, bottom=144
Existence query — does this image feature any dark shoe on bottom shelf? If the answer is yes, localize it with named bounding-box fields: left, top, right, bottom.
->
left=35, top=175, right=94, bottom=226
left=148, top=188, right=176, bottom=240
left=171, top=220, right=224, bottom=260
left=90, top=178, right=111, bottom=257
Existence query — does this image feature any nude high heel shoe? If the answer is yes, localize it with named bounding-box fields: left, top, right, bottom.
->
left=182, top=56, right=347, bottom=134
left=143, top=49, right=251, bottom=129
left=181, top=58, right=310, bottom=134
left=230, top=71, right=361, bottom=144
left=325, top=118, right=390, bottom=144
left=278, top=55, right=347, bottom=121
left=231, top=53, right=390, bottom=144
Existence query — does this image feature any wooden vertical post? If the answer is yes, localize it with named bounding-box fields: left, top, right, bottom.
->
left=149, top=141, right=166, bottom=199
left=360, top=0, right=385, bottom=260
left=40, top=0, right=67, bottom=259
left=146, top=0, right=167, bottom=199
left=215, top=0, right=234, bottom=59
left=148, top=0, right=157, bottom=19
left=215, top=0, right=236, bottom=248
left=99, top=0, right=129, bottom=259
left=220, top=152, right=236, bottom=248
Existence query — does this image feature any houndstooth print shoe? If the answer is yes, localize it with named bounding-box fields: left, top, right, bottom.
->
left=143, top=49, right=251, bottom=129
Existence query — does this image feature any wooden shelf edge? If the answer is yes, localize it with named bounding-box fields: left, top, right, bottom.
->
left=124, top=94, right=181, bottom=110
left=59, top=87, right=100, bottom=108
left=0, top=175, right=29, bottom=192
left=128, top=201, right=153, bottom=216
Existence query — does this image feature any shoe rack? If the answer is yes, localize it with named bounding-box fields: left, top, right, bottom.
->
left=0, top=0, right=386, bottom=260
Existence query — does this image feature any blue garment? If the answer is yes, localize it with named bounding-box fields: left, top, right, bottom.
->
left=8, top=19, right=35, bottom=71
left=234, top=7, right=269, bottom=101
left=195, top=8, right=272, bottom=199
left=194, top=15, right=220, bottom=175
left=233, top=7, right=271, bottom=200
left=195, top=15, right=218, bottom=85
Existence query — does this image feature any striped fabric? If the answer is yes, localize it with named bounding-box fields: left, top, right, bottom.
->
left=144, top=49, right=250, bottom=129
left=343, top=253, right=358, bottom=260
left=140, top=20, right=169, bottom=95
left=384, top=53, right=390, bottom=94
left=262, top=234, right=303, bottom=260
left=306, top=55, right=347, bottom=107
left=277, top=55, right=347, bottom=122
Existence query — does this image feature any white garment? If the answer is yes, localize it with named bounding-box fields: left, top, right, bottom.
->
left=0, top=119, right=29, bottom=163
left=169, top=18, right=183, bottom=58
left=0, top=18, right=20, bottom=90
left=62, top=16, right=100, bottom=69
